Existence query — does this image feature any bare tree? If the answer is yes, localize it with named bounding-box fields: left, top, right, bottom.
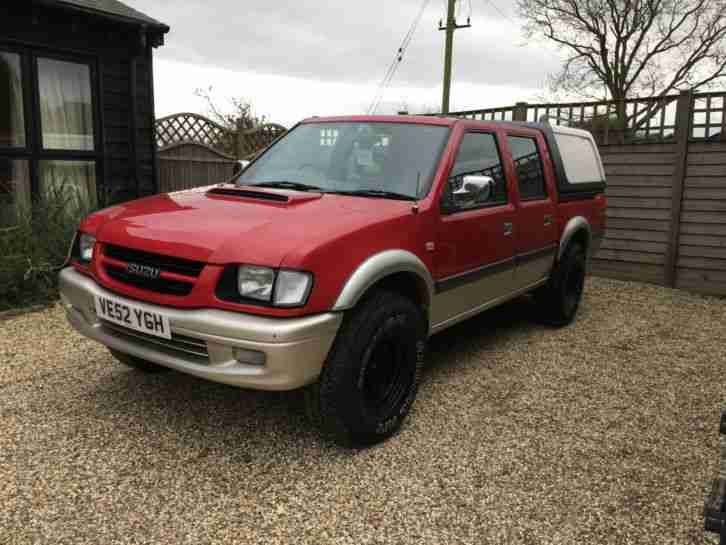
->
left=518, top=0, right=726, bottom=115
left=193, top=86, right=266, bottom=132
left=192, top=87, right=269, bottom=156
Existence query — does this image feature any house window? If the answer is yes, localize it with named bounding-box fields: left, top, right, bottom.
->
left=0, top=51, right=25, bottom=148
left=0, top=159, right=30, bottom=228
left=38, top=58, right=95, bottom=151
left=0, top=46, right=99, bottom=227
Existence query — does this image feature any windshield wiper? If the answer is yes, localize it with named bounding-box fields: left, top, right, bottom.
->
left=329, top=189, right=417, bottom=201
left=249, top=181, right=323, bottom=192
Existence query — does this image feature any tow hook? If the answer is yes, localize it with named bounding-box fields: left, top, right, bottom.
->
left=704, top=411, right=726, bottom=543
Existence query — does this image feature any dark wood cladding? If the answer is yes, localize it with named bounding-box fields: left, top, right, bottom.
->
left=0, top=3, right=162, bottom=205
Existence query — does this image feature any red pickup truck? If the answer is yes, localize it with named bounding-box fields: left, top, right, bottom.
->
left=59, top=115, right=606, bottom=446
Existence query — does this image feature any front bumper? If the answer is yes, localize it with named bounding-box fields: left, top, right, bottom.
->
left=58, top=267, right=342, bottom=390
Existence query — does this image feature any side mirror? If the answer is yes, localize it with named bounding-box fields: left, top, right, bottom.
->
left=452, top=175, right=494, bottom=208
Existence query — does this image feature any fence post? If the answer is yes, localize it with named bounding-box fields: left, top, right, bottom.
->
left=664, top=89, right=693, bottom=288
left=514, top=102, right=528, bottom=122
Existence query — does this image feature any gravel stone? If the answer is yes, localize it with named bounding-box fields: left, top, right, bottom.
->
left=2, top=277, right=725, bottom=544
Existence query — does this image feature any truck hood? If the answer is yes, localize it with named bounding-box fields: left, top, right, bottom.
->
left=84, top=185, right=415, bottom=267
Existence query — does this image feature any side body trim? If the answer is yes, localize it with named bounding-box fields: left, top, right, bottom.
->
left=332, top=249, right=435, bottom=312
left=516, top=244, right=558, bottom=266
left=430, top=278, right=547, bottom=334
left=434, top=243, right=557, bottom=294
left=435, top=256, right=515, bottom=293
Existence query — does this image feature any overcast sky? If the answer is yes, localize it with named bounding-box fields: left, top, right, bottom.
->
left=126, top=0, right=563, bottom=126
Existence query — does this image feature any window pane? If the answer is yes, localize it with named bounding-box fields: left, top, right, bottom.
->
left=39, top=160, right=97, bottom=209
left=554, top=132, right=604, bottom=184
left=507, top=136, right=546, bottom=200
left=450, top=132, right=507, bottom=205
left=0, top=51, right=26, bottom=148
left=0, top=159, right=30, bottom=228
left=38, top=58, right=94, bottom=151
left=239, top=122, right=450, bottom=199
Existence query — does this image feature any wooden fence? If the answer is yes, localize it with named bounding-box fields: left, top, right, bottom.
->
left=154, top=113, right=286, bottom=192
left=157, top=141, right=238, bottom=193
left=447, top=90, right=726, bottom=296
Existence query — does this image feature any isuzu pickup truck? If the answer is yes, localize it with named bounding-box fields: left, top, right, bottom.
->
left=59, top=115, right=606, bottom=446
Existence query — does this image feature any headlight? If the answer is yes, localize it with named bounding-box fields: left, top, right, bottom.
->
left=274, top=270, right=313, bottom=306
left=237, top=265, right=275, bottom=301
left=79, top=233, right=96, bottom=262
left=235, top=265, right=313, bottom=306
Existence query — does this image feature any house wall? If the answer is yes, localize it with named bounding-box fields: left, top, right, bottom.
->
left=0, top=3, right=159, bottom=205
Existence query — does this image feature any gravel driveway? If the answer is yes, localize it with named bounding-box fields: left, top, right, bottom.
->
left=2, top=277, right=725, bottom=545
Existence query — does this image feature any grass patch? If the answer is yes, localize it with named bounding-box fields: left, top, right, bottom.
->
left=0, top=181, right=93, bottom=311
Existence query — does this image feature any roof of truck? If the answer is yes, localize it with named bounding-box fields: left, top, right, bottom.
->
left=299, top=115, right=594, bottom=138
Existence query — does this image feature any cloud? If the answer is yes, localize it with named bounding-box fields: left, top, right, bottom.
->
left=128, top=0, right=561, bottom=88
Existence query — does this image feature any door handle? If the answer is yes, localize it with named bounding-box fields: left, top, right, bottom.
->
left=503, top=222, right=513, bottom=235
left=544, top=215, right=552, bottom=226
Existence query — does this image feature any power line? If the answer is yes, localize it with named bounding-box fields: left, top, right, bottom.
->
left=368, top=0, right=432, bottom=114
left=483, top=0, right=517, bottom=25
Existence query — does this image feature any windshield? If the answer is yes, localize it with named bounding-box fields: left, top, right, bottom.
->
left=238, top=122, right=450, bottom=199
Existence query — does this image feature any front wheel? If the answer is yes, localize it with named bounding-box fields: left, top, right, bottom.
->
left=534, top=242, right=587, bottom=327
left=306, top=289, right=426, bottom=447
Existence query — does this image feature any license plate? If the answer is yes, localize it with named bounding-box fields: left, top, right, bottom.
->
left=94, top=295, right=171, bottom=339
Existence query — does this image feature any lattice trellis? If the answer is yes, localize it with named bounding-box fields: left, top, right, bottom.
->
left=238, top=123, right=288, bottom=159
left=692, top=92, right=726, bottom=139
left=155, top=113, right=231, bottom=149
left=155, top=114, right=287, bottom=158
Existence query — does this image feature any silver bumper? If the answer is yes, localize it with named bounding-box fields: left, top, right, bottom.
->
left=58, top=267, right=342, bottom=390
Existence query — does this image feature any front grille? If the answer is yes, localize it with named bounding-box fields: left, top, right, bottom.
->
left=104, top=244, right=205, bottom=277
left=102, top=244, right=206, bottom=296
left=102, top=320, right=209, bottom=362
left=104, top=263, right=194, bottom=295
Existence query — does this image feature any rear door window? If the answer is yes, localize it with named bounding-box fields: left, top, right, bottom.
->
left=506, top=136, right=547, bottom=200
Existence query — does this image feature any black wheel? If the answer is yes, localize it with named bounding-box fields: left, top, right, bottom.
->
left=306, top=289, right=426, bottom=447
left=108, top=348, right=170, bottom=373
left=534, top=242, right=587, bottom=327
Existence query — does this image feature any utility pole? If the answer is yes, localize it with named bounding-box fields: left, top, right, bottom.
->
left=439, top=0, right=470, bottom=114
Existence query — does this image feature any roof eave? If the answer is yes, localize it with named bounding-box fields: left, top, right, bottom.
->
left=34, top=0, right=170, bottom=34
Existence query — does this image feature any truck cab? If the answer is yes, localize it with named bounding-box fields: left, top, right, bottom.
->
left=59, top=115, right=606, bottom=446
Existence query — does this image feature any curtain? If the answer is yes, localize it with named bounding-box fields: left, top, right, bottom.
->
left=0, top=159, right=30, bottom=228
left=37, top=58, right=94, bottom=151
left=0, top=52, right=26, bottom=148
left=39, top=160, right=97, bottom=210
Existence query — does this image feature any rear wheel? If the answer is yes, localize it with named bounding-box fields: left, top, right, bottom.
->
left=109, top=349, right=170, bottom=373
left=534, top=242, right=586, bottom=327
left=306, top=289, right=426, bottom=447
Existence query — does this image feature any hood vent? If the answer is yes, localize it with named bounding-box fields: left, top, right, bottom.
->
left=207, top=187, right=289, bottom=202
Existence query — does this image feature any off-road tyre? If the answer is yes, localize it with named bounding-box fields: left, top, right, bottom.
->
left=534, top=242, right=587, bottom=327
left=306, top=289, right=426, bottom=447
left=109, top=349, right=170, bottom=373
